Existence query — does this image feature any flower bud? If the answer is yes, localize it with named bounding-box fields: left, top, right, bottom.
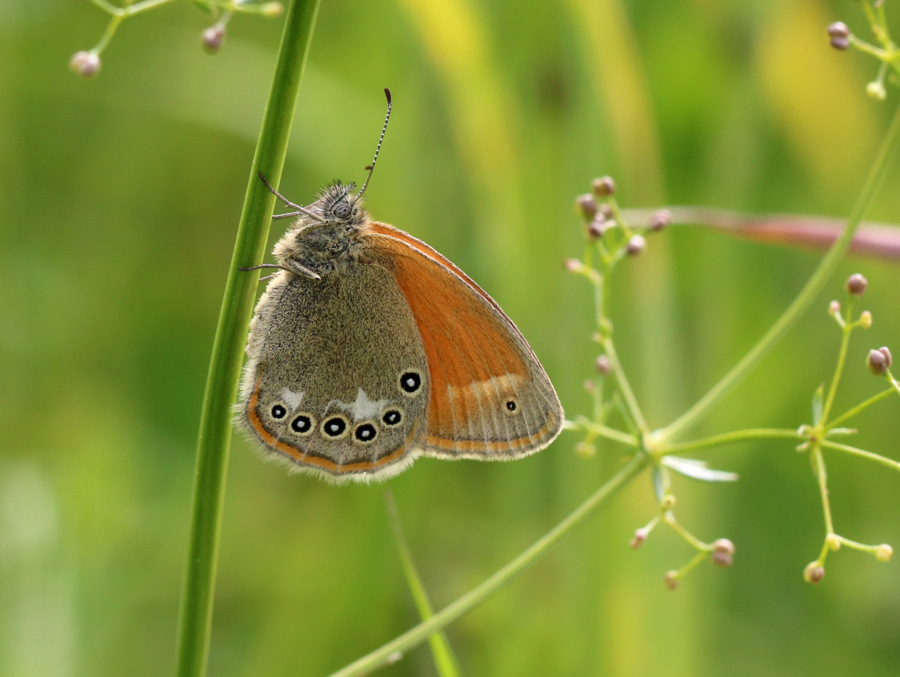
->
left=825, top=533, right=841, bottom=551
left=583, top=379, right=595, bottom=393
left=828, top=300, right=841, bottom=317
left=663, top=570, right=679, bottom=590
left=588, top=217, right=606, bottom=239
left=876, top=544, right=893, bottom=562
left=712, top=550, right=733, bottom=568
left=803, top=562, right=825, bottom=584
left=867, top=347, right=892, bottom=375
left=563, top=258, right=583, bottom=273
left=598, top=203, right=613, bottom=220
left=625, top=234, right=646, bottom=256
left=595, top=355, right=611, bottom=375
left=576, top=194, right=598, bottom=221
left=867, top=81, right=887, bottom=101
left=859, top=311, right=872, bottom=328
left=202, top=25, right=226, bottom=53
left=649, top=209, right=671, bottom=232
left=631, top=528, right=648, bottom=549
left=592, top=176, right=616, bottom=197
left=827, top=22, right=850, bottom=39
left=846, top=273, right=867, bottom=295
left=830, top=36, right=850, bottom=50
left=713, top=538, right=735, bottom=556
left=260, top=1, right=284, bottom=17
left=69, top=51, right=101, bottom=78
left=575, top=441, right=596, bottom=458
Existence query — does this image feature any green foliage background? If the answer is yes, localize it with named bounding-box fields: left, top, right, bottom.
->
left=2, top=1, right=900, bottom=675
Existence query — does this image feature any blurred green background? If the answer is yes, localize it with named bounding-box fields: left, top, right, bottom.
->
left=3, top=0, right=900, bottom=675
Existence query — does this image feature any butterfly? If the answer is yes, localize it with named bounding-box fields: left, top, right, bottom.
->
left=236, top=90, right=562, bottom=482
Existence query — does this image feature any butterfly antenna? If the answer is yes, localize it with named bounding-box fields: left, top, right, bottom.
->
left=357, top=88, right=392, bottom=199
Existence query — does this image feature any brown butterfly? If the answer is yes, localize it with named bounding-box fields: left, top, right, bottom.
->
left=236, top=90, right=562, bottom=482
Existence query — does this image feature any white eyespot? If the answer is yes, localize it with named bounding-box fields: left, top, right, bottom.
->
left=289, top=413, right=316, bottom=436
left=398, top=369, right=424, bottom=397
left=269, top=403, right=289, bottom=420
left=352, top=421, right=378, bottom=445
left=320, top=414, right=350, bottom=440
left=381, top=407, right=404, bottom=427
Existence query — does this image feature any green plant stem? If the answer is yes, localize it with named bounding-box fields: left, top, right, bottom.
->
left=659, top=428, right=800, bottom=456
left=655, top=99, right=900, bottom=445
left=827, top=387, right=895, bottom=429
left=329, top=454, right=648, bottom=677
left=174, top=2, right=320, bottom=676
left=384, top=492, right=460, bottom=677
left=820, top=305, right=855, bottom=425
left=820, top=439, right=900, bottom=471
left=811, top=446, right=835, bottom=535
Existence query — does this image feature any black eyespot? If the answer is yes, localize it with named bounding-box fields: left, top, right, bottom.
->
left=399, top=370, right=423, bottom=396
left=382, top=409, right=403, bottom=427
left=291, top=414, right=313, bottom=434
left=503, top=398, right=520, bottom=416
left=271, top=404, right=287, bottom=419
left=354, top=422, right=378, bottom=443
left=321, top=415, right=348, bottom=439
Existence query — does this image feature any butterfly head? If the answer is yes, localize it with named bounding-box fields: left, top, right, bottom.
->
left=273, top=181, right=370, bottom=274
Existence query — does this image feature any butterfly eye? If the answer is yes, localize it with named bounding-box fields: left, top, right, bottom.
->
left=290, top=413, right=315, bottom=435
left=320, top=415, right=349, bottom=439
left=270, top=404, right=288, bottom=420
left=333, top=200, right=353, bottom=220
left=503, top=398, right=520, bottom=416
left=353, top=422, right=378, bottom=444
left=398, top=369, right=424, bottom=397
left=381, top=408, right=404, bottom=427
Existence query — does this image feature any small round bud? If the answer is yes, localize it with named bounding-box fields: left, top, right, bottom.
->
left=583, top=378, right=595, bottom=393
left=804, top=562, right=825, bottom=584
left=588, top=217, right=606, bottom=239
left=661, top=494, right=676, bottom=510
left=876, top=544, right=893, bottom=562
left=69, top=51, right=101, bottom=78
left=563, top=258, right=583, bottom=273
left=828, top=300, right=841, bottom=316
left=663, top=570, right=679, bottom=590
left=713, top=538, right=735, bottom=557
left=631, top=528, right=648, bottom=549
left=860, top=310, right=872, bottom=328
left=867, top=347, right=892, bottom=375
left=711, top=550, right=733, bottom=568
left=202, top=25, right=226, bottom=53
left=825, top=533, right=842, bottom=551
left=260, top=1, right=284, bottom=17
left=575, top=441, right=596, bottom=458
left=827, top=22, right=850, bottom=39
left=595, top=355, right=611, bottom=375
left=830, top=36, right=850, bottom=50
left=846, top=273, right=867, bottom=295
left=592, top=176, right=616, bottom=197
left=867, top=81, right=887, bottom=101
left=625, top=234, right=646, bottom=256
left=649, top=209, right=671, bottom=232
left=576, top=194, right=598, bottom=221
left=598, top=203, right=614, bottom=220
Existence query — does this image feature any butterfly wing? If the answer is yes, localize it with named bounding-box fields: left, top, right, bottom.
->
left=363, top=222, right=563, bottom=460
left=237, top=264, right=431, bottom=482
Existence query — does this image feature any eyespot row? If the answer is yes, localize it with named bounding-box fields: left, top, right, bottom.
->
left=268, top=404, right=406, bottom=445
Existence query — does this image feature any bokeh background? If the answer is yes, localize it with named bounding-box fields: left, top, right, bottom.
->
left=3, top=1, right=900, bottom=675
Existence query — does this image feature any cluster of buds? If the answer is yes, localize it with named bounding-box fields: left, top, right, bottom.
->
left=572, top=175, right=671, bottom=258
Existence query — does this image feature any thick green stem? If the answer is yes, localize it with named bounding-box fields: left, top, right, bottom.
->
left=329, top=455, right=648, bottom=677
left=174, top=2, right=321, bottom=676
left=656, top=100, right=900, bottom=444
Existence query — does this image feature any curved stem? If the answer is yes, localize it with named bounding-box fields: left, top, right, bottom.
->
left=329, top=454, right=649, bottom=677
left=659, top=428, right=800, bottom=456
left=174, top=2, right=321, bottom=676
left=656, top=100, right=900, bottom=444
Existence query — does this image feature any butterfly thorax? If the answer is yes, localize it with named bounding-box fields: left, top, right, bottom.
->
left=272, top=181, right=371, bottom=277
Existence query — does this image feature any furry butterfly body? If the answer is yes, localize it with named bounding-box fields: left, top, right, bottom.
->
left=237, top=180, right=563, bottom=483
